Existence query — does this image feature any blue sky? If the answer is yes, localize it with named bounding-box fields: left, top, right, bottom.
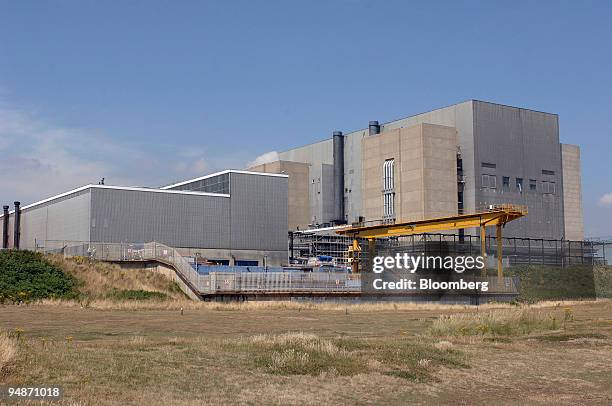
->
left=0, top=1, right=610, bottom=236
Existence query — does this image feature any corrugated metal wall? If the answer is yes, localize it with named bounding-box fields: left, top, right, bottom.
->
left=11, top=190, right=91, bottom=250
left=472, top=101, right=565, bottom=239
left=90, top=188, right=231, bottom=248
left=228, top=172, right=288, bottom=251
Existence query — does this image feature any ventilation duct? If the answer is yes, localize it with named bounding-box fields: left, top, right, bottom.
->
left=368, top=120, right=380, bottom=135
left=332, top=131, right=345, bottom=224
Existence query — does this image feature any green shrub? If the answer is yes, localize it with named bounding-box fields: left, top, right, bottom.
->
left=506, top=265, right=596, bottom=301
left=593, top=265, right=612, bottom=299
left=0, top=250, right=78, bottom=303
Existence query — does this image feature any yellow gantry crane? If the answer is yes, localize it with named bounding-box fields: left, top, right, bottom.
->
left=337, top=204, right=528, bottom=277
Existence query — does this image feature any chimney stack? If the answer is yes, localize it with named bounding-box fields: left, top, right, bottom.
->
left=332, top=131, right=345, bottom=224
left=13, top=201, right=20, bottom=250
left=368, top=120, right=380, bottom=135
left=2, top=205, right=8, bottom=249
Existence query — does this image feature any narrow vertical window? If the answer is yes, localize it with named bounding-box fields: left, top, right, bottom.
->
left=383, top=159, right=395, bottom=220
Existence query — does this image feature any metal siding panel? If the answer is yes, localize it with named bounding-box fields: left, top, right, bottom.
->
left=472, top=101, right=564, bottom=239
left=20, top=190, right=91, bottom=249
left=229, top=173, right=288, bottom=251
left=90, top=188, right=230, bottom=248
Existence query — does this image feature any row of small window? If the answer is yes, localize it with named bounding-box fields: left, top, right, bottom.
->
left=482, top=174, right=556, bottom=194
left=175, top=173, right=230, bottom=194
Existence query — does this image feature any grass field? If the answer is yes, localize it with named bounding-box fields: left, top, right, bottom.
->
left=1, top=300, right=611, bottom=405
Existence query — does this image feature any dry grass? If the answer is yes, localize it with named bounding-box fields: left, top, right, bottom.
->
left=225, top=331, right=467, bottom=380
left=45, top=255, right=187, bottom=301
left=429, top=308, right=563, bottom=336
left=28, top=297, right=607, bottom=312
left=0, top=300, right=610, bottom=404
left=0, top=330, right=17, bottom=375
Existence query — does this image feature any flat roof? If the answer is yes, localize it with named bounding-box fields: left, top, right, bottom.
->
left=160, top=169, right=288, bottom=190
left=279, top=99, right=558, bottom=153
left=1, top=184, right=230, bottom=217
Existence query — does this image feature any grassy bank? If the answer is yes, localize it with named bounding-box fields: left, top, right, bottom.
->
left=0, top=250, right=78, bottom=303
left=0, top=251, right=186, bottom=304
left=506, top=264, right=600, bottom=301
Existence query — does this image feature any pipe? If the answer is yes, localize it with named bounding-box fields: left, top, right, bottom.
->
left=2, top=205, right=8, bottom=249
left=332, top=131, right=345, bottom=224
left=13, top=201, right=20, bottom=250
left=368, top=120, right=380, bottom=135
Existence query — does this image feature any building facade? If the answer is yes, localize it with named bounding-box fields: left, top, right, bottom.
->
left=249, top=100, right=584, bottom=240
left=1, top=171, right=289, bottom=266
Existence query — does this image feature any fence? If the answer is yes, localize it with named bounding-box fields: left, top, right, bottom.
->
left=36, top=240, right=363, bottom=297
left=291, top=233, right=611, bottom=268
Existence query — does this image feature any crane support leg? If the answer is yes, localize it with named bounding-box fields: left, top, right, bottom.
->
left=368, top=239, right=376, bottom=272
left=480, top=224, right=487, bottom=276
left=497, top=224, right=503, bottom=278
left=352, top=239, right=360, bottom=274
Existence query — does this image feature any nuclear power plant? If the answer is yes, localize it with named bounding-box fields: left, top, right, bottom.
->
left=1, top=99, right=604, bottom=301
left=250, top=100, right=584, bottom=241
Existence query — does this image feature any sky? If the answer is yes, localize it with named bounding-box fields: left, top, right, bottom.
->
left=0, top=0, right=611, bottom=237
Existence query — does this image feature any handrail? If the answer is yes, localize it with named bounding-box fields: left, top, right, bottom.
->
left=36, top=240, right=519, bottom=297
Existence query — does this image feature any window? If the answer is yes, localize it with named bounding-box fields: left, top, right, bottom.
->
left=481, top=162, right=497, bottom=169
left=529, top=179, right=537, bottom=191
left=542, top=169, right=555, bottom=176
left=516, top=178, right=523, bottom=193
left=542, top=181, right=556, bottom=194
left=482, top=174, right=496, bottom=189
left=383, top=159, right=395, bottom=219
left=502, top=176, right=510, bottom=189
left=174, top=173, right=230, bottom=194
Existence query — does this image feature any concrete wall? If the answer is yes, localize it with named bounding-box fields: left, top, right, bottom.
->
left=561, top=144, right=584, bottom=240
left=361, top=101, right=475, bottom=216
left=174, top=247, right=287, bottom=267
left=362, top=124, right=458, bottom=222
left=278, top=101, right=474, bottom=225
left=248, top=160, right=310, bottom=230
left=279, top=139, right=338, bottom=225
left=277, top=100, right=580, bottom=240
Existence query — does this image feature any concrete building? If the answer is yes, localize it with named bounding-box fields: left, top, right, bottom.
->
left=249, top=100, right=584, bottom=240
left=1, top=170, right=289, bottom=266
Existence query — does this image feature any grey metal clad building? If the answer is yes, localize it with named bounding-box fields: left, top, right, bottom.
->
left=251, top=100, right=584, bottom=240
left=1, top=170, right=289, bottom=266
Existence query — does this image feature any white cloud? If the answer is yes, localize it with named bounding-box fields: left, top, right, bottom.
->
left=599, top=193, right=612, bottom=206
left=0, top=103, right=218, bottom=205
left=246, top=151, right=279, bottom=168
left=173, top=157, right=208, bottom=175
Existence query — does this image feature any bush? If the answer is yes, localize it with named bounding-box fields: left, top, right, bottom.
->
left=0, top=250, right=78, bottom=303
left=506, top=265, right=597, bottom=301
left=593, top=265, right=612, bottom=299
